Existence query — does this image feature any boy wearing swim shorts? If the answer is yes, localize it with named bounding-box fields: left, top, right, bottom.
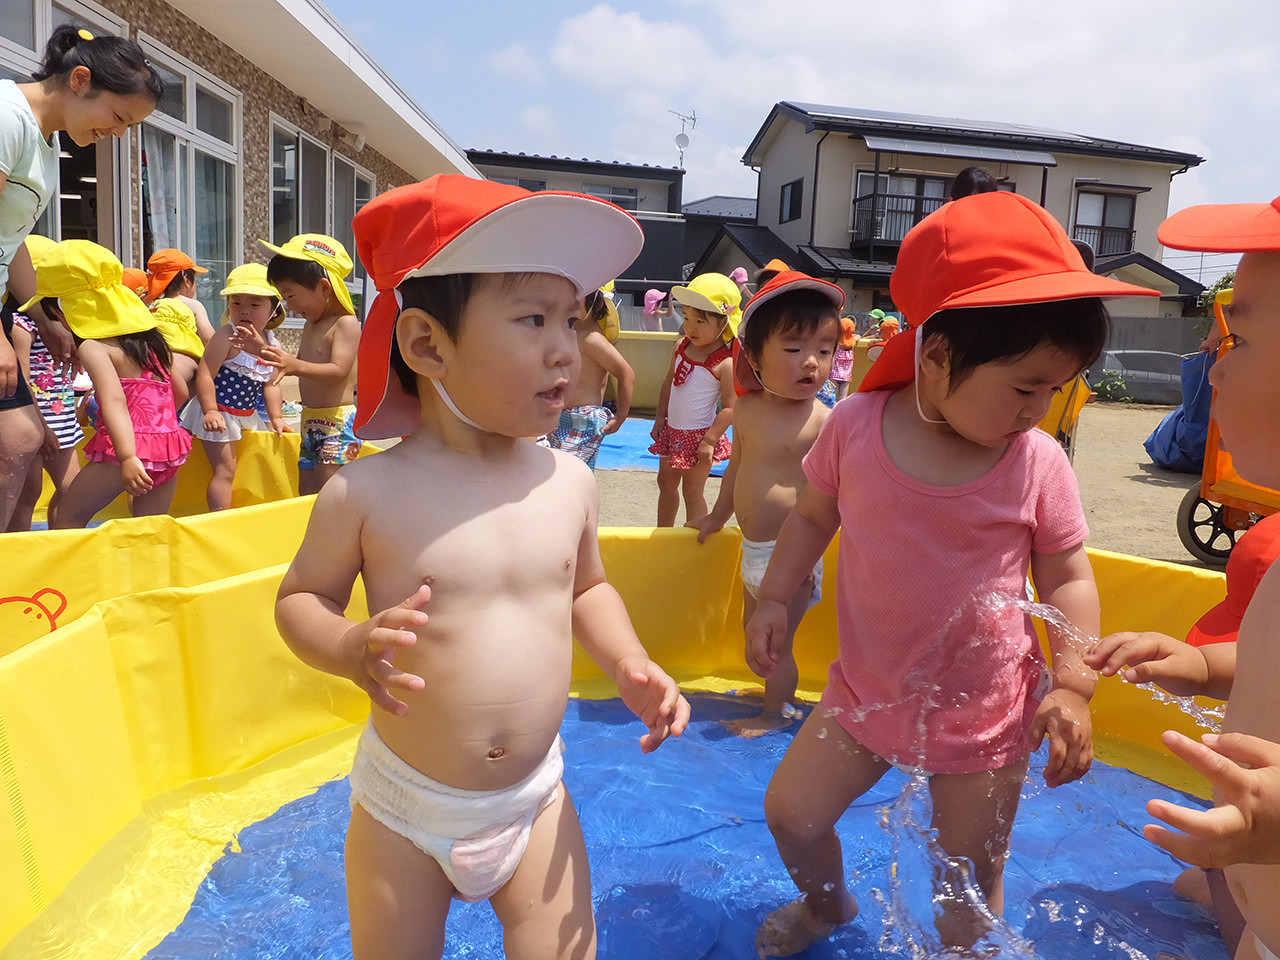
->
left=275, top=175, right=690, bottom=960
left=256, top=233, right=361, bottom=495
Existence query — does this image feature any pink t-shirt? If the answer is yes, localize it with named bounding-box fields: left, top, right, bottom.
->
left=803, top=390, right=1088, bottom=774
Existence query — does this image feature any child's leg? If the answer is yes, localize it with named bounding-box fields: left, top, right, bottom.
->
left=345, top=804, right=454, bottom=960
left=0, top=405, right=43, bottom=529
left=50, top=462, right=126, bottom=529
left=202, top=438, right=237, bottom=511
left=299, top=461, right=338, bottom=497
left=834, top=380, right=849, bottom=401
left=490, top=786, right=596, bottom=960
left=757, top=710, right=888, bottom=956
left=927, top=758, right=1028, bottom=947
left=728, top=581, right=812, bottom=738
left=655, top=460, right=682, bottom=526
left=131, top=477, right=179, bottom=517
left=5, top=455, right=44, bottom=532
left=679, top=457, right=714, bottom=524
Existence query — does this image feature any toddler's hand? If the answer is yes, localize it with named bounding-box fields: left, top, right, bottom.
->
left=39, top=423, right=60, bottom=460
left=259, top=345, right=295, bottom=375
left=230, top=323, right=267, bottom=357
left=270, top=417, right=290, bottom=437
left=1085, top=631, right=1209, bottom=697
left=344, top=585, right=430, bottom=716
left=745, top=600, right=788, bottom=678
left=684, top=512, right=724, bottom=543
left=1145, top=730, right=1280, bottom=867
left=120, top=455, right=154, bottom=497
left=614, top=655, right=690, bottom=753
left=202, top=410, right=227, bottom=433
left=1028, top=687, right=1093, bottom=787
left=601, top=415, right=624, bottom=437
left=697, top=437, right=715, bottom=464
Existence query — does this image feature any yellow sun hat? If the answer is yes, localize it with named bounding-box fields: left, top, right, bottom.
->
left=20, top=240, right=158, bottom=340
left=219, top=263, right=286, bottom=330
left=257, top=233, right=355, bottom=315
left=150, top=297, right=204, bottom=359
left=670, top=272, right=742, bottom=342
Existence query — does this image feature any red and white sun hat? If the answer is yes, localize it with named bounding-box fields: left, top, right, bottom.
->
left=859, top=191, right=1159, bottom=393
left=352, top=174, right=644, bottom=439
left=1158, top=195, right=1280, bottom=252
left=1186, top=513, right=1280, bottom=646
left=735, top=270, right=844, bottom=391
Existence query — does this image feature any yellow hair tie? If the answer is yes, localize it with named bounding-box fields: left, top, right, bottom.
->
left=77, top=28, right=94, bottom=41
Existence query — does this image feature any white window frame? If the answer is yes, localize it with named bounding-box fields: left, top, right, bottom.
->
left=271, top=113, right=375, bottom=307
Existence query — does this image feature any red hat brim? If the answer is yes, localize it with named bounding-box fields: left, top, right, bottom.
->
left=1158, top=197, right=1280, bottom=253
left=1185, top=600, right=1239, bottom=647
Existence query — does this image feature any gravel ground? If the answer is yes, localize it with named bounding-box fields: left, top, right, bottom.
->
left=596, top=402, right=1209, bottom=568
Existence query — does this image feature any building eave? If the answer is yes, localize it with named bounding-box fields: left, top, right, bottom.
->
left=164, top=0, right=478, bottom=180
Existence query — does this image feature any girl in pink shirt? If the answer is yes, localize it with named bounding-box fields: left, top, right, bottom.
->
left=747, top=192, right=1160, bottom=957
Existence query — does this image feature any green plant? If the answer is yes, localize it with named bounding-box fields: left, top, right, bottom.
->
left=1194, top=270, right=1236, bottom=340
left=1093, top=369, right=1132, bottom=403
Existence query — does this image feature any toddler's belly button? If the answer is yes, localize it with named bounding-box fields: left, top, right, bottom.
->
left=486, top=746, right=506, bottom=760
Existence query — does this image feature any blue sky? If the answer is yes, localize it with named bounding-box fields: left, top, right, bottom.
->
left=321, top=0, right=1280, bottom=285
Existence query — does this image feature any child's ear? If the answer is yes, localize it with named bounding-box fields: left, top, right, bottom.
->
left=918, top=333, right=951, bottom=383
left=395, top=307, right=450, bottom=378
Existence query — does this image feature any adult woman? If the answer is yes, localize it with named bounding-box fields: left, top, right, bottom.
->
left=0, top=24, right=160, bottom=527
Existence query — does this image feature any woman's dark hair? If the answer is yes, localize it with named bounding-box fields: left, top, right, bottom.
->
left=163, top=268, right=195, bottom=298
left=582, top=289, right=609, bottom=327
left=43, top=296, right=172, bottom=378
left=265, top=255, right=326, bottom=290
left=923, top=298, right=1110, bottom=392
left=741, top=290, right=839, bottom=363
left=33, top=25, right=163, bottom=102
left=950, top=166, right=1000, bottom=201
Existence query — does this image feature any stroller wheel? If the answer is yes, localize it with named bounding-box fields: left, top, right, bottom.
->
left=1176, top=487, right=1239, bottom=566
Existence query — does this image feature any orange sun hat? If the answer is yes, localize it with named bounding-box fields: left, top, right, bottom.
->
left=145, top=248, right=207, bottom=303
left=859, top=192, right=1159, bottom=393
left=350, top=174, right=644, bottom=440
left=1159, top=195, right=1280, bottom=252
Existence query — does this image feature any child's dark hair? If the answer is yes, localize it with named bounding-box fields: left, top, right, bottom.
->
left=43, top=296, right=172, bottom=378
left=950, top=166, right=1000, bottom=200
left=163, top=268, right=195, bottom=298
left=754, top=266, right=782, bottom=288
left=33, top=25, right=163, bottom=102
left=581, top=289, right=609, bottom=327
left=924, top=298, right=1110, bottom=392
left=265, top=255, right=326, bottom=290
left=742, top=290, right=839, bottom=362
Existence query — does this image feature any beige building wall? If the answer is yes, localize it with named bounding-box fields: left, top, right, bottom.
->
left=98, top=0, right=418, bottom=267
left=472, top=160, right=678, bottom=217
left=756, top=122, right=817, bottom=247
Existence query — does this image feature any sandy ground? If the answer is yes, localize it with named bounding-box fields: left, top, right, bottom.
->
left=597, top=402, right=1208, bottom=568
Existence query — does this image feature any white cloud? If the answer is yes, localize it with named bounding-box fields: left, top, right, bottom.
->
left=519, top=104, right=562, bottom=144
left=487, top=42, right=545, bottom=85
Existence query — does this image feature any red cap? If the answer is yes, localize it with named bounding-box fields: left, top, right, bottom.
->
left=352, top=174, right=644, bottom=439
left=735, top=270, right=844, bottom=391
left=1186, top=513, right=1280, bottom=646
left=859, top=192, right=1159, bottom=393
left=121, top=267, right=149, bottom=299
left=1158, top=196, right=1280, bottom=252
left=145, top=248, right=207, bottom=303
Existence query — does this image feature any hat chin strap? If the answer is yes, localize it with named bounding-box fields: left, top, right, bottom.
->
left=913, top=326, right=949, bottom=426
left=429, top=377, right=491, bottom=433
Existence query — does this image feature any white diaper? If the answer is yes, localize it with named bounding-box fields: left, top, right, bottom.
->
left=349, top=723, right=564, bottom=901
left=740, top=537, right=822, bottom=610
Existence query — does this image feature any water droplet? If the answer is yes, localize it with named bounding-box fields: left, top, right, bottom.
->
left=816, top=727, right=828, bottom=740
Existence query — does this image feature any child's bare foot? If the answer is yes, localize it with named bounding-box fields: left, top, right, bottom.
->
left=754, top=896, right=855, bottom=958
left=725, top=711, right=793, bottom=739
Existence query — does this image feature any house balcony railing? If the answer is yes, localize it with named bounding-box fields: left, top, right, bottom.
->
left=1071, top=224, right=1135, bottom=257
left=850, top=191, right=946, bottom=244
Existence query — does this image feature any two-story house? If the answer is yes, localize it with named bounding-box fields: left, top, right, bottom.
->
left=697, top=102, right=1206, bottom=351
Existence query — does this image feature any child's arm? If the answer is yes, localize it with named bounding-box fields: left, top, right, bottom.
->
left=275, top=478, right=428, bottom=716
left=263, top=382, right=289, bottom=435
left=1085, top=632, right=1234, bottom=700
left=189, top=300, right=216, bottom=344
left=697, top=356, right=736, bottom=464
left=262, top=316, right=360, bottom=384
left=651, top=346, right=678, bottom=441
left=1144, top=729, right=1280, bottom=867
left=746, top=482, right=840, bottom=677
left=80, top=339, right=152, bottom=496
left=1028, top=543, right=1100, bottom=787
left=584, top=334, right=634, bottom=435
left=10, top=323, right=59, bottom=459
left=686, top=425, right=740, bottom=541
left=196, top=330, right=232, bottom=433
left=571, top=472, right=690, bottom=751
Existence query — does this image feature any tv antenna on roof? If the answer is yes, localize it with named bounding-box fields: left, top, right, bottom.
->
left=670, top=109, right=697, bottom=166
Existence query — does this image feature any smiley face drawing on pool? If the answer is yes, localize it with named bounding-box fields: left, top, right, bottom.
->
left=0, top=588, right=68, bottom=655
